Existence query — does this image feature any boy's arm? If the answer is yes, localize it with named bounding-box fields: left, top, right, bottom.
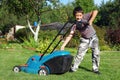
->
left=89, top=10, right=98, bottom=25
left=60, top=32, right=73, bottom=50
left=60, top=25, right=76, bottom=50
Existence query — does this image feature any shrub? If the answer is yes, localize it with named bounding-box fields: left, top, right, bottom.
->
left=105, top=28, right=120, bottom=45
left=37, top=30, right=61, bottom=53
left=111, top=45, right=120, bottom=51
left=100, top=45, right=111, bottom=51
left=16, top=25, right=111, bottom=52
left=36, top=39, right=54, bottom=53
left=21, top=35, right=38, bottom=49
left=20, top=30, right=61, bottom=53
left=15, top=28, right=32, bottom=42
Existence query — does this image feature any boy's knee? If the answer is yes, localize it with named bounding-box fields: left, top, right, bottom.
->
left=92, top=48, right=100, bottom=54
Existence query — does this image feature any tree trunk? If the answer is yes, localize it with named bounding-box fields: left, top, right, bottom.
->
left=27, top=20, right=41, bottom=42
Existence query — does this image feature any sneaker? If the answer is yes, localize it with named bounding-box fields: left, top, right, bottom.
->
left=69, top=64, right=78, bottom=72
left=93, top=70, right=101, bottom=74
left=69, top=67, right=77, bottom=72
left=69, top=68, right=77, bottom=72
left=69, top=68, right=75, bottom=72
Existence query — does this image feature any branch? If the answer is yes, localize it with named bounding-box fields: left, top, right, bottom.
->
left=36, top=20, right=41, bottom=33
left=27, top=19, right=35, bottom=35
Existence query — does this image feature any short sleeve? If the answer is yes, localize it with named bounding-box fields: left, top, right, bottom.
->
left=83, top=13, right=91, bottom=21
left=70, top=24, right=76, bottom=33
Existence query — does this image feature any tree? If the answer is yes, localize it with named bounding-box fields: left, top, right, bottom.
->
left=96, top=0, right=120, bottom=45
left=1, top=0, right=60, bottom=42
left=62, top=0, right=98, bottom=23
left=25, top=0, right=60, bottom=42
left=73, top=0, right=96, bottom=13
left=27, top=19, right=40, bottom=42
left=0, top=0, right=18, bottom=34
left=61, top=3, right=74, bottom=21
left=96, top=0, right=120, bottom=29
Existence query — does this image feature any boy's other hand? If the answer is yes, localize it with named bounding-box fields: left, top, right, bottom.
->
left=60, top=46, right=64, bottom=50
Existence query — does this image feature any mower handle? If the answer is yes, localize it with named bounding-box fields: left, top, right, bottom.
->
left=39, top=21, right=75, bottom=61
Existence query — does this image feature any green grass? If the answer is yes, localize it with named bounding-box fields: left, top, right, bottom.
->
left=0, top=44, right=120, bottom=80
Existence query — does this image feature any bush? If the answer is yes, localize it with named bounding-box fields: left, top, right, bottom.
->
left=111, top=45, right=120, bottom=51
left=15, top=28, right=32, bottom=42
left=21, top=35, right=38, bottom=49
left=37, top=30, right=62, bottom=53
left=20, top=30, right=61, bottom=53
left=100, top=45, right=111, bottom=51
left=93, top=25, right=113, bottom=51
left=16, top=25, right=112, bottom=51
left=105, top=28, right=120, bottom=45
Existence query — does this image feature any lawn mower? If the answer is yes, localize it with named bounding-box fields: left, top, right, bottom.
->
left=13, top=21, right=75, bottom=75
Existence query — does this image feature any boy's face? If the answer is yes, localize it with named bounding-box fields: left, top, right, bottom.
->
left=75, top=12, right=83, bottom=21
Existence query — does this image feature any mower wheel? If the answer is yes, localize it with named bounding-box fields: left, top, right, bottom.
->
left=13, top=66, right=21, bottom=73
left=38, top=67, right=49, bottom=76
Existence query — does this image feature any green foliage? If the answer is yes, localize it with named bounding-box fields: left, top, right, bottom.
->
left=62, top=4, right=74, bottom=21
left=73, top=0, right=97, bottom=13
left=0, top=2, right=27, bottom=33
left=7, top=0, right=32, bottom=16
left=0, top=43, right=8, bottom=49
left=6, top=0, right=59, bottom=16
left=0, top=0, right=61, bottom=33
left=93, top=25, right=111, bottom=51
left=41, top=4, right=70, bottom=24
left=111, top=45, right=120, bottom=51
left=22, top=35, right=38, bottom=48
left=100, top=45, right=111, bottom=51
left=93, top=25, right=106, bottom=46
left=15, top=28, right=37, bottom=49
left=38, top=30, right=58, bottom=41
left=0, top=43, right=22, bottom=49
left=0, top=38, right=22, bottom=49
left=0, top=12, right=18, bottom=33
left=36, top=39, right=52, bottom=53
left=1, top=0, right=119, bottom=51
left=15, top=28, right=31, bottom=42
left=97, top=0, right=120, bottom=29
left=37, top=30, right=61, bottom=53
left=20, top=30, right=61, bottom=53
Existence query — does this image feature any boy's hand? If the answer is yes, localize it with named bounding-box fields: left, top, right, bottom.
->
left=60, top=46, right=64, bottom=50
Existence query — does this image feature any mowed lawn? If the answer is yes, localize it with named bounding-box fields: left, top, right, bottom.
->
left=0, top=44, right=120, bottom=80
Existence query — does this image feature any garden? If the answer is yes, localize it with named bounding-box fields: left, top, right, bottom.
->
left=0, top=27, right=120, bottom=80
left=0, top=43, right=120, bottom=80
left=0, top=0, right=120, bottom=80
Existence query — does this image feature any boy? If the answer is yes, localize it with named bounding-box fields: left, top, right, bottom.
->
left=61, top=6, right=100, bottom=74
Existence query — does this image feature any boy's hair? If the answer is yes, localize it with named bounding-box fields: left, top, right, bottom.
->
left=73, top=6, right=84, bottom=16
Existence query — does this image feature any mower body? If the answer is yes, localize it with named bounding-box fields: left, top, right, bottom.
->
left=13, top=50, right=73, bottom=75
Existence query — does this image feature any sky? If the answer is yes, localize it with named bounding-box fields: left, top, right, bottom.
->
left=60, top=0, right=111, bottom=6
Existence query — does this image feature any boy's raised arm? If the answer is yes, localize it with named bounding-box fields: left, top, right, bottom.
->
left=89, top=10, right=98, bottom=25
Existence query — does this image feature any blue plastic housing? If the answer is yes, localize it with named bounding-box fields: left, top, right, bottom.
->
left=20, top=50, right=71, bottom=74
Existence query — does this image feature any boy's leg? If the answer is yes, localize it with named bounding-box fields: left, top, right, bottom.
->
left=71, top=38, right=89, bottom=71
left=91, top=36, right=100, bottom=72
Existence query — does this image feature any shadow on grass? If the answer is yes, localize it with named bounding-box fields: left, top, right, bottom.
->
left=79, top=66, right=92, bottom=72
